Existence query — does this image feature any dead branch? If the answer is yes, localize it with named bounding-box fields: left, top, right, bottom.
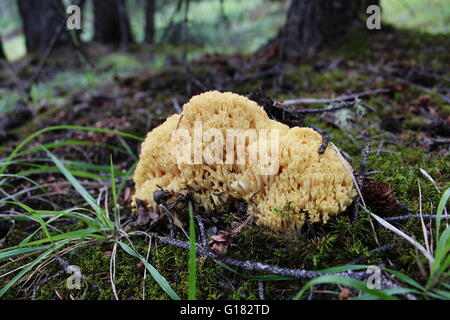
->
left=283, top=100, right=357, bottom=115
left=283, top=89, right=389, bottom=105
left=153, top=234, right=369, bottom=280
left=150, top=232, right=413, bottom=297
left=353, top=144, right=371, bottom=219
left=171, top=98, right=182, bottom=114
left=346, top=243, right=399, bottom=265
left=316, top=129, right=330, bottom=154
left=394, top=77, right=450, bottom=104
left=357, top=144, right=371, bottom=184
left=384, top=214, right=450, bottom=222
left=258, top=281, right=265, bottom=300
left=196, top=215, right=208, bottom=249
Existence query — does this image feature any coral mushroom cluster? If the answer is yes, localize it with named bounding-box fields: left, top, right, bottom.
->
left=133, top=91, right=356, bottom=231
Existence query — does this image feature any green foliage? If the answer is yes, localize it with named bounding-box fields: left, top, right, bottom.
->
left=382, top=0, right=450, bottom=34
left=0, top=89, right=21, bottom=116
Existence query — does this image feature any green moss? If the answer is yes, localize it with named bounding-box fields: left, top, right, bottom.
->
left=440, top=105, right=450, bottom=117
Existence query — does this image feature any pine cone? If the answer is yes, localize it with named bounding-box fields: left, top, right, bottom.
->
left=362, top=179, right=397, bottom=216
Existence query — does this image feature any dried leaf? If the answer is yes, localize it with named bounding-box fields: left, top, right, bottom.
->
left=339, top=288, right=352, bottom=299
left=209, top=231, right=235, bottom=257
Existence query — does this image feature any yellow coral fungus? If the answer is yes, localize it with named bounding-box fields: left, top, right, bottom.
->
left=133, top=91, right=356, bottom=231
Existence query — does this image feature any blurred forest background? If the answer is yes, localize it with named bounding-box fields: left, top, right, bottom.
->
left=1, top=0, right=450, bottom=61
left=0, top=0, right=449, bottom=113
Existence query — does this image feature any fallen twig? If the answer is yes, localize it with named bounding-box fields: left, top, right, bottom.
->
left=395, top=78, right=450, bottom=104
left=346, top=244, right=399, bottom=265
left=353, top=144, right=371, bottom=219
left=384, top=214, right=450, bottom=222
left=311, top=126, right=330, bottom=154
left=283, top=89, right=389, bottom=105
left=154, top=234, right=369, bottom=280
left=283, top=100, right=357, bottom=115
left=258, top=281, right=265, bottom=300
left=396, top=201, right=414, bottom=213
left=172, top=98, right=182, bottom=114
left=153, top=232, right=415, bottom=297
left=196, top=215, right=208, bottom=249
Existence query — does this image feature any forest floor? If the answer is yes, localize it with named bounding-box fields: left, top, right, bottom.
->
left=0, top=26, right=449, bottom=300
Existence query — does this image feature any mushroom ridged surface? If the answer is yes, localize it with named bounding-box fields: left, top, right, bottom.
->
left=133, top=91, right=356, bottom=231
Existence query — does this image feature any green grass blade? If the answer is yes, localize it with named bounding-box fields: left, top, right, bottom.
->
left=43, top=148, right=112, bottom=230
left=428, top=226, right=450, bottom=289
left=354, top=287, right=419, bottom=300
left=15, top=165, right=110, bottom=181
left=117, top=162, right=137, bottom=197
left=436, top=187, right=450, bottom=242
left=426, top=291, right=450, bottom=300
left=434, top=290, right=450, bottom=299
left=0, top=240, right=68, bottom=297
left=188, top=202, right=197, bottom=300
left=118, top=137, right=138, bottom=160
left=315, top=265, right=372, bottom=273
left=117, top=241, right=181, bottom=300
left=0, top=174, right=42, bottom=188
left=110, top=156, right=119, bottom=229
left=0, top=245, right=53, bottom=261
left=5, top=201, right=54, bottom=243
left=0, top=158, right=129, bottom=178
left=0, top=125, right=143, bottom=175
left=382, top=267, right=425, bottom=291
left=18, top=140, right=128, bottom=157
left=0, top=203, right=102, bottom=247
left=4, top=228, right=106, bottom=250
left=293, top=275, right=398, bottom=300
left=64, top=161, right=128, bottom=177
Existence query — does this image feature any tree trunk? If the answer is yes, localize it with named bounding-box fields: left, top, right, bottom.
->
left=281, top=0, right=363, bottom=61
left=144, top=0, right=156, bottom=44
left=0, top=37, right=5, bottom=59
left=17, top=0, right=68, bottom=55
left=354, top=0, right=381, bottom=20
left=93, top=0, right=134, bottom=46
